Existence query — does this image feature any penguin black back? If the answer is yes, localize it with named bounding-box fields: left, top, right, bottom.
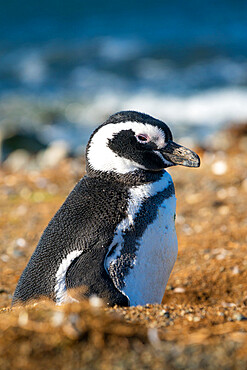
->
left=13, top=176, right=131, bottom=306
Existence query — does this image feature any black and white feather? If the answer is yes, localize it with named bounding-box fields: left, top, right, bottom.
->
left=12, top=111, right=200, bottom=307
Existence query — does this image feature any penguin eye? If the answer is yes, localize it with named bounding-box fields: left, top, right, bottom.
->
left=136, top=134, right=149, bottom=143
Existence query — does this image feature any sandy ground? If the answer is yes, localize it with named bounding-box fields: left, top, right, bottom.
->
left=0, top=125, right=247, bottom=369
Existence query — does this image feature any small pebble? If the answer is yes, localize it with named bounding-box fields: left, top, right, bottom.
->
left=211, top=161, right=227, bottom=175
left=16, top=238, right=26, bottom=248
left=4, top=150, right=31, bottom=172
left=89, top=295, right=103, bottom=308
left=173, top=287, right=185, bottom=293
left=193, top=316, right=201, bottom=322
left=162, top=311, right=170, bottom=318
left=217, top=312, right=224, bottom=316
left=52, top=311, right=65, bottom=327
left=18, top=311, right=29, bottom=326
left=232, top=266, right=240, bottom=275
left=1, top=254, right=9, bottom=262
left=147, top=328, right=160, bottom=346
left=222, top=302, right=236, bottom=308
left=233, top=313, right=247, bottom=321
left=216, top=254, right=225, bottom=260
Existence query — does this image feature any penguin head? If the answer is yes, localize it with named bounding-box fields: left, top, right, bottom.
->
left=86, top=111, right=200, bottom=175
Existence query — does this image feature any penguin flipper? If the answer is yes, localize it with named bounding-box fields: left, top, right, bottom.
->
left=65, top=250, right=129, bottom=307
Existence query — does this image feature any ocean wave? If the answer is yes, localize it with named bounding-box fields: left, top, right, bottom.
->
left=1, top=87, right=247, bottom=150
left=66, top=87, right=247, bottom=128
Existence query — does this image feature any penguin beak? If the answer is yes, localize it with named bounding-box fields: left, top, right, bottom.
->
left=160, top=141, right=200, bottom=168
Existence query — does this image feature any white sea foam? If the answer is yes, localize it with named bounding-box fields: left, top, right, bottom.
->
left=76, top=87, right=247, bottom=128
left=3, top=86, right=247, bottom=153
left=1, top=42, right=247, bottom=137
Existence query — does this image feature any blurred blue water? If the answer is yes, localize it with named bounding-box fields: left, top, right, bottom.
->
left=0, top=0, right=247, bottom=152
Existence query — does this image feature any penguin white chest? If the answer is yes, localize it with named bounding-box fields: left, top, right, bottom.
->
left=123, top=195, right=177, bottom=306
left=106, top=172, right=178, bottom=306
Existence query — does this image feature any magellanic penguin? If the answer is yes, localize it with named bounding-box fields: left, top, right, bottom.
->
left=12, top=111, right=200, bottom=307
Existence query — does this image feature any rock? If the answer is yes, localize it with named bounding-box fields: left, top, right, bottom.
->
left=37, top=140, right=69, bottom=169
left=4, top=149, right=31, bottom=171
left=2, top=131, right=47, bottom=161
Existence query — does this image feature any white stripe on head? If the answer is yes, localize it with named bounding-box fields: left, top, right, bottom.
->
left=87, top=121, right=166, bottom=174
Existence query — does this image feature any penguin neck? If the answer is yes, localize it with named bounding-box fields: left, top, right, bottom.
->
left=86, top=166, right=166, bottom=186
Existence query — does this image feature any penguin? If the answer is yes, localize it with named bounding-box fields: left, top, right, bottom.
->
left=12, top=111, right=200, bottom=307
